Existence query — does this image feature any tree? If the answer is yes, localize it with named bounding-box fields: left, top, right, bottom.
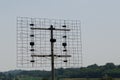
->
left=104, top=63, right=116, bottom=69
left=87, top=64, right=99, bottom=69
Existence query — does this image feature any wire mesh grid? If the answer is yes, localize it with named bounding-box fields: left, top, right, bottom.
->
left=17, top=17, right=82, bottom=70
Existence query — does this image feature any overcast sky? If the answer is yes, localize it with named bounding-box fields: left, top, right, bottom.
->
left=0, top=0, right=120, bottom=71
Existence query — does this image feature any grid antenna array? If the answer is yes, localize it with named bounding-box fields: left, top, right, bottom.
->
left=17, top=17, right=82, bottom=70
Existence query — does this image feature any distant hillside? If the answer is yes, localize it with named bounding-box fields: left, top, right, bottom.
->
left=4, top=70, right=23, bottom=75
left=0, top=63, right=120, bottom=80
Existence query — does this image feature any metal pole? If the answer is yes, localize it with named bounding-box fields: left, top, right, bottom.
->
left=50, top=25, right=55, bottom=80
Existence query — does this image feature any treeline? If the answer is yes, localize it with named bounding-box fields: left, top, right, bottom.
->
left=56, top=63, right=120, bottom=78
left=0, top=63, right=120, bottom=80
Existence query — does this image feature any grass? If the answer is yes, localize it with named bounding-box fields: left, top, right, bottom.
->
left=63, top=78, right=100, bottom=80
left=18, top=76, right=42, bottom=80
left=18, top=77, right=120, bottom=80
left=63, top=78, right=120, bottom=80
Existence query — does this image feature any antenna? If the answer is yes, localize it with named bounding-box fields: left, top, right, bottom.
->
left=17, top=17, right=82, bottom=80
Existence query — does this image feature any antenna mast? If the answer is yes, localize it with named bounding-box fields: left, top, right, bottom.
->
left=17, top=17, right=82, bottom=80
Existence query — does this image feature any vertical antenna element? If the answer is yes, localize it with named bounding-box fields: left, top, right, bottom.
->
left=29, top=20, right=35, bottom=67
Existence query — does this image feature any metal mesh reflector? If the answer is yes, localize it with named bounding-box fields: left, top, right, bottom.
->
left=17, top=17, right=82, bottom=70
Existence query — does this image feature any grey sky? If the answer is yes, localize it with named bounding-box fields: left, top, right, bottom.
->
left=0, top=0, right=120, bottom=71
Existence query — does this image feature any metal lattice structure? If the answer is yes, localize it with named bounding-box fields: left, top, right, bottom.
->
left=17, top=17, right=82, bottom=70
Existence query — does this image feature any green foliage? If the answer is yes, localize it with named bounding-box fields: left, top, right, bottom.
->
left=100, top=75, right=114, bottom=80
left=18, top=76, right=42, bottom=80
left=1, top=62, right=120, bottom=79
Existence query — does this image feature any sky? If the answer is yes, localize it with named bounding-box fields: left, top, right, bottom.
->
left=0, top=0, right=120, bottom=71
